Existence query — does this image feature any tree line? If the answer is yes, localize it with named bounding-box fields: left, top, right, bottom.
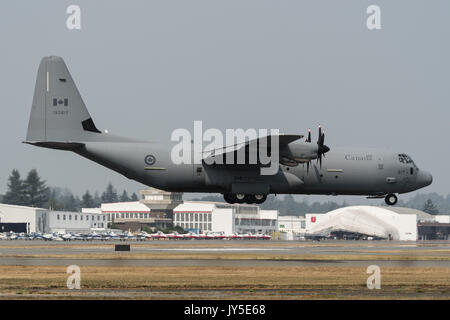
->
left=1, top=169, right=140, bottom=211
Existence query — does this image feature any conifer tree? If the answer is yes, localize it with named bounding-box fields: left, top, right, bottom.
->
left=2, top=169, right=26, bottom=205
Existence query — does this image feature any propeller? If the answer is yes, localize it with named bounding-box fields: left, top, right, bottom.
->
left=304, top=125, right=331, bottom=173
left=316, top=125, right=330, bottom=169
left=305, top=128, right=312, bottom=174
left=306, top=128, right=311, bottom=143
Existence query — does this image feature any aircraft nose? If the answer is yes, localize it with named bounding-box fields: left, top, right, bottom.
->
left=417, top=170, right=433, bottom=188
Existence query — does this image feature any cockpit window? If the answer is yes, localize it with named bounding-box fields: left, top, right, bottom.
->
left=399, top=154, right=411, bottom=164
left=398, top=154, right=418, bottom=168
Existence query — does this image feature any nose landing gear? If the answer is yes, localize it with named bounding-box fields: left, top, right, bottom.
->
left=385, top=194, right=398, bottom=206
left=223, top=193, right=267, bottom=204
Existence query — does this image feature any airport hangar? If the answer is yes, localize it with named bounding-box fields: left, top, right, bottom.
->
left=279, top=206, right=450, bottom=241
left=310, top=206, right=450, bottom=240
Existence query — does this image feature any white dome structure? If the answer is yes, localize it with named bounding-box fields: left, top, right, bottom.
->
left=306, top=206, right=418, bottom=241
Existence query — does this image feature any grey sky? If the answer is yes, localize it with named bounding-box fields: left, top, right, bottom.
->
left=0, top=1, right=448, bottom=201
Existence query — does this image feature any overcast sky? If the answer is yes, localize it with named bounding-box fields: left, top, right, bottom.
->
left=0, top=1, right=448, bottom=202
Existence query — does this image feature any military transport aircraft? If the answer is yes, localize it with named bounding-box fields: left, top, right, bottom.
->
left=24, top=57, right=432, bottom=206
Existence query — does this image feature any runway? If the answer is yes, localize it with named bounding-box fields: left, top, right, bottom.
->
left=1, top=239, right=450, bottom=254
left=1, top=240, right=450, bottom=267
left=1, top=257, right=449, bottom=267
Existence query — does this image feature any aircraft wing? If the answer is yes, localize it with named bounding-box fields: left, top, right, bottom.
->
left=202, top=134, right=303, bottom=166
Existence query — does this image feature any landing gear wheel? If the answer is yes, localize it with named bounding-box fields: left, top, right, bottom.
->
left=385, top=194, right=398, bottom=206
left=224, top=194, right=267, bottom=204
left=254, top=194, right=267, bottom=204
left=235, top=194, right=245, bottom=204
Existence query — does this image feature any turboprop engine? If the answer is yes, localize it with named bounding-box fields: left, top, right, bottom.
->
left=280, top=126, right=330, bottom=172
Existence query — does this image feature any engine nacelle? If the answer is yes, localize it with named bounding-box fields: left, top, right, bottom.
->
left=279, top=142, right=319, bottom=166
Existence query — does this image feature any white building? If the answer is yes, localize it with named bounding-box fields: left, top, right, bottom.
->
left=173, top=201, right=278, bottom=235
left=0, top=204, right=47, bottom=233
left=278, top=216, right=306, bottom=233
left=99, top=201, right=152, bottom=223
left=0, top=203, right=103, bottom=234
left=306, top=206, right=419, bottom=241
left=173, top=202, right=227, bottom=233
left=277, top=215, right=306, bottom=240
left=235, top=209, right=278, bottom=235
left=52, top=210, right=106, bottom=233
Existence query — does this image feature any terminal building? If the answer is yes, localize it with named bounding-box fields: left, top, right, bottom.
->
left=92, top=189, right=278, bottom=234
left=90, top=188, right=183, bottom=231
left=173, top=201, right=278, bottom=234
left=88, top=199, right=277, bottom=235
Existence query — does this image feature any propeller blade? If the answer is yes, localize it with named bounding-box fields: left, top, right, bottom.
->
left=306, top=129, right=311, bottom=143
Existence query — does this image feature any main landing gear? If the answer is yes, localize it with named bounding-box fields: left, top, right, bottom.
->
left=385, top=193, right=398, bottom=206
left=223, top=193, right=267, bottom=204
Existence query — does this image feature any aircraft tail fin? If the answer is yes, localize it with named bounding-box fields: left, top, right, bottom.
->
left=26, top=56, right=102, bottom=145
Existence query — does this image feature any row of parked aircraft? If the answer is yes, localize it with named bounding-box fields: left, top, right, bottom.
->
left=0, top=231, right=272, bottom=241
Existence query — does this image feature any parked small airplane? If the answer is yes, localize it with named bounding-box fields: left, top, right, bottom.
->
left=86, top=231, right=101, bottom=240
left=25, top=57, right=433, bottom=206
left=28, top=232, right=44, bottom=240
left=136, top=231, right=149, bottom=241
left=164, top=231, right=185, bottom=240
left=183, top=232, right=199, bottom=240
left=100, top=231, right=119, bottom=241
left=42, top=233, right=63, bottom=241
left=148, top=231, right=168, bottom=240
left=121, top=231, right=137, bottom=240
left=70, top=233, right=84, bottom=241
